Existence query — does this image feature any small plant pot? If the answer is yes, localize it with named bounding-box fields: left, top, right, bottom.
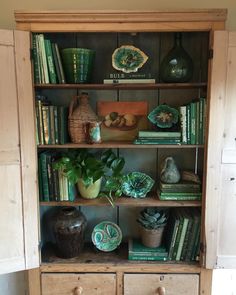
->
left=140, top=226, right=165, bottom=248
left=77, top=178, right=102, bottom=199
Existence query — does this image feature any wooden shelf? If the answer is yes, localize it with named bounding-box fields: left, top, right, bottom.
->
left=40, top=195, right=201, bottom=207
left=34, top=82, right=207, bottom=90
left=38, top=142, right=205, bottom=149
left=41, top=243, right=200, bottom=273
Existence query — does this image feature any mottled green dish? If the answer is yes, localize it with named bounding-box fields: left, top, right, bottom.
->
left=121, top=172, right=155, bottom=198
left=148, top=104, right=179, bottom=128
left=112, top=45, right=148, bottom=73
left=91, top=221, right=122, bottom=252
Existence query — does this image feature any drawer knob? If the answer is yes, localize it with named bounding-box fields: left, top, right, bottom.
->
left=74, top=286, right=83, bottom=295
left=157, top=286, right=166, bottom=295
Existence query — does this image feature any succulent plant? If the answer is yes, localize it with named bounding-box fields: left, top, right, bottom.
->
left=137, top=208, right=168, bottom=230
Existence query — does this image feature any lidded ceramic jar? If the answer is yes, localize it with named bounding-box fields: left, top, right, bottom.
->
left=52, top=207, right=87, bottom=258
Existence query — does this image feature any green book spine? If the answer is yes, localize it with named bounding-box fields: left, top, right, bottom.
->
left=51, top=157, right=60, bottom=201
left=51, top=43, right=61, bottom=83
left=53, top=106, right=59, bottom=144
left=39, top=152, right=50, bottom=201
left=44, top=39, right=57, bottom=84
left=32, top=34, right=41, bottom=84
left=134, top=139, right=181, bottom=145
left=37, top=155, right=43, bottom=201
left=186, top=104, right=191, bottom=144
left=35, top=35, right=43, bottom=83
left=49, top=105, right=56, bottom=144
left=129, top=239, right=167, bottom=254
left=159, top=195, right=201, bottom=201
left=191, top=223, right=201, bottom=261
left=160, top=181, right=200, bottom=190
left=180, top=212, right=194, bottom=261
left=58, top=169, right=64, bottom=201
left=35, top=101, right=40, bottom=145
left=166, top=212, right=181, bottom=260
left=195, top=101, right=200, bottom=145
left=202, top=98, right=207, bottom=144
left=190, top=101, right=196, bottom=144
left=42, top=105, right=51, bottom=144
left=176, top=214, right=189, bottom=261
left=54, top=43, right=66, bottom=83
left=38, top=34, right=49, bottom=84
left=68, top=181, right=76, bottom=202
left=185, top=212, right=201, bottom=261
left=37, top=100, right=44, bottom=144
left=46, top=153, right=54, bottom=201
left=138, top=131, right=181, bottom=138
left=58, top=106, right=69, bottom=144
left=160, top=188, right=200, bottom=193
left=179, top=105, right=187, bottom=144
left=128, top=255, right=168, bottom=261
left=172, top=212, right=184, bottom=260
left=199, top=98, right=204, bottom=144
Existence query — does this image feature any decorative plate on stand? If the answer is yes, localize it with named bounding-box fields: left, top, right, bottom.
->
left=91, top=221, right=122, bottom=252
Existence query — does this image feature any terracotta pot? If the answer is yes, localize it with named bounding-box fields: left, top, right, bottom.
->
left=77, top=178, right=102, bottom=199
left=140, top=225, right=165, bottom=248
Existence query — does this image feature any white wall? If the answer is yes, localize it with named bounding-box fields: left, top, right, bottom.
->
left=0, top=272, right=26, bottom=295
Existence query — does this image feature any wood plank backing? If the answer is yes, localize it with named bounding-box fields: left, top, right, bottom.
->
left=14, top=30, right=40, bottom=269
left=27, top=268, right=41, bottom=295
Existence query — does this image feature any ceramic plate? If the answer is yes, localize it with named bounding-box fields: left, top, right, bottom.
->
left=112, top=45, right=148, bottom=73
left=121, top=172, right=155, bottom=198
left=148, top=104, right=179, bottom=128
left=91, top=221, right=122, bottom=252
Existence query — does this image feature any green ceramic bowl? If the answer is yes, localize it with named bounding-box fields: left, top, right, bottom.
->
left=61, top=48, right=95, bottom=83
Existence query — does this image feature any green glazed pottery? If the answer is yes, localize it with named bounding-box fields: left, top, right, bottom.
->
left=148, top=104, right=179, bottom=128
left=61, top=48, right=95, bottom=83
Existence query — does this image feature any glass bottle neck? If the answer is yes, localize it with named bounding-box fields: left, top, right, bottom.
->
left=174, top=33, right=182, bottom=46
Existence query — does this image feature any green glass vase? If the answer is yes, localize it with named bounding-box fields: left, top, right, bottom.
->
left=160, top=33, right=193, bottom=83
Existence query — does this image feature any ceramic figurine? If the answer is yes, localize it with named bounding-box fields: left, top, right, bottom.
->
left=160, top=156, right=180, bottom=184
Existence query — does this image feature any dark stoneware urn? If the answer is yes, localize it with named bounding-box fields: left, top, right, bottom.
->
left=52, top=207, right=87, bottom=258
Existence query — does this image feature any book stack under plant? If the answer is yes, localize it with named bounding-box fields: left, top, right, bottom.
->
left=158, top=180, right=202, bottom=201
left=134, top=130, right=181, bottom=145
left=128, top=239, right=168, bottom=261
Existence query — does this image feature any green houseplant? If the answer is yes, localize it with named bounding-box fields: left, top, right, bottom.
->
left=53, top=149, right=125, bottom=206
left=137, top=208, right=168, bottom=248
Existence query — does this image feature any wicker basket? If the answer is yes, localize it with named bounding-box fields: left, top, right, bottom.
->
left=140, top=225, right=165, bottom=248
left=68, top=93, right=98, bottom=143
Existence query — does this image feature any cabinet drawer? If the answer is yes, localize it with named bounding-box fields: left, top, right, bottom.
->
left=41, top=273, right=116, bottom=295
left=124, top=274, right=199, bottom=295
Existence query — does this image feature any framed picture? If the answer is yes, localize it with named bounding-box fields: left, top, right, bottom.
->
left=97, top=101, right=148, bottom=141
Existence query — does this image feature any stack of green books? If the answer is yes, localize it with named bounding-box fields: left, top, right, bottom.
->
left=158, top=181, right=201, bottom=200
left=134, top=131, right=181, bottom=145
left=128, top=239, right=168, bottom=261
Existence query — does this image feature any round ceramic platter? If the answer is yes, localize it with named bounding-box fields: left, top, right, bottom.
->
left=112, top=45, right=148, bottom=73
left=91, top=221, right=122, bottom=252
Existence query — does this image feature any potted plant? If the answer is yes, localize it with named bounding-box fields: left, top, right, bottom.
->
left=137, top=208, right=168, bottom=248
left=53, top=149, right=125, bottom=205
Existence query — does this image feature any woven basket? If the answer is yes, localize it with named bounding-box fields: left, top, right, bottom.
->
left=68, top=93, right=98, bottom=143
left=140, top=226, right=165, bottom=248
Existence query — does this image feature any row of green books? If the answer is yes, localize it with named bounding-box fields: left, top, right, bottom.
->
left=158, top=181, right=202, bottom=201
left=38, top=151, right=76, bottom=202
left=35, top=96, right=69, bottom=145
left=179, top=98, right=206, bottom=145
left=134, top=130, right=181, bottom=145
left=165, top=208, right=201, bottom=261
left=32, top=33, right=66, bottom=84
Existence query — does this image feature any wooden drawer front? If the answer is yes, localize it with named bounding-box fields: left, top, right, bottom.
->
left=41, top=273, right=116, bottom=295
left=124, top=274, right=199, bottom=295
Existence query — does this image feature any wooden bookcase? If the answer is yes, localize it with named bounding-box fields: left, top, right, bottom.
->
left=12, top=9, right=228, bottom=295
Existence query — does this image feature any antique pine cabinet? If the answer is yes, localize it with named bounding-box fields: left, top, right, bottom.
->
left=1, top=9, right=236, bottom=295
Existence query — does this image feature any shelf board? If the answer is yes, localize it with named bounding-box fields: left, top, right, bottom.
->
left=41, top=243, right=200, bottom=273
left=40, top=195, right=201, bottom=207
left=38, top=142, right=204, bottom=149
left=34, top=82, right=207, bottom=90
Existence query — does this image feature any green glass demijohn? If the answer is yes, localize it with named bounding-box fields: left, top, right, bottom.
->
left=160, top=33, right=194, bottom=83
